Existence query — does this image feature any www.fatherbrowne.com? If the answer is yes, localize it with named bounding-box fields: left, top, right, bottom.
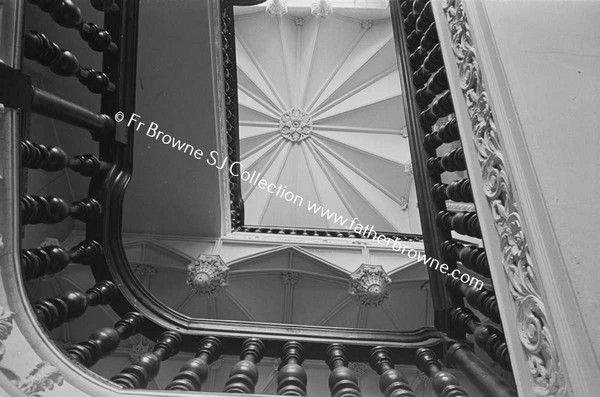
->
left=116, top=112, right=484, bottom=291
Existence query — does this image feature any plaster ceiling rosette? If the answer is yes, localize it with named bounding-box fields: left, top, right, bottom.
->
left=234, top=6, right=419, bottom=233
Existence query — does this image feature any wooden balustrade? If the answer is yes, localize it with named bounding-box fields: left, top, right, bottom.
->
left=451, top=307, right=511, bottom=370
left=111, top=331, right=182, bottom=388
left=34, top=280, right=117, bottom=330
left=415, top=348, right=468, bottom=397
left=447, top=278, right=500, bottom=323
left=277, top=341, right=307, bottom=396
left=436, top=210, right=481, bottom=239
left=423, top=117, right=460, bottom=151
left=420, top=91, right=454, bottom=130
left=21, top=194, right=102, bottom=225
left=67, top=312, right=143, bottom=368
left=24, top=31, right=115, bottom=93
left=415, top=1, right=433, bottom=35
left=27, top=0, right=118, bottom=52
left=326, top=344, right=362, bottom=397
left=369, top=346, right=415, bottom=397
left=447, top=343, right=517, bottom=397
left=413, top=44, right=443, bottom=88
left=223, top=338, right=265, bottom=394
left=166, top=336, right=222, bottom=391
left=21, top=140, right=110, bottom=176
left=441, top=241, right=490, bottom=278
left=432, top=178, right=473, bottom=203
left=416, top=67, right=448, bottom=110
left=21, top=240, right=102, bottom=280
left=0, top=63, right=114, bottom=139
left=427, top=148, right=466, bottom=175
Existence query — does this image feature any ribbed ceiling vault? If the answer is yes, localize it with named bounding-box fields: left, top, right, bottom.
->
left=235, top=6, right=419, bottom=233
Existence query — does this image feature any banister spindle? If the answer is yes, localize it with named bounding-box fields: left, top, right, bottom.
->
left=34, top=280, right=117, bottom=330
left=427, top=148, right=466, bottom=176
left=446, top=278, right=500, bottom=323
left=67, top=312, right=143, bottom=368
left=223, top=338, right=265, bottom=394
left=325, top=344, right=362, bottom=397
left=26, top=0, right=118, bottom=52
left=413, top=44, right=443, bottom=88
left=451, top=307, right=511, bottom=370
left=24, top=31, right=115, bottom=93
left=0, top=63, right=114, bottom=138
left=111, top=331, right=182, bottom=389
left=21, top=194, right=102, bottom=225
left=277, top=341, right=307, bottom=396
left=90, top=0, right=119, bottom=12
left=436, top=211, right=481, bottom=239
left=441, top=241, right=490, bottom=278
left=420, top=91, right=454, bottom=130
left=415, top=348, right=468, bottom=397
left=369, top=346, right=415, bottom=397
left=166, top=336, right=222, bottom=391
left=21, top=240, right=103, bottom=280
left=20, top=141, right=110, bottom=176
left=447, top=343, right=517, bottom=397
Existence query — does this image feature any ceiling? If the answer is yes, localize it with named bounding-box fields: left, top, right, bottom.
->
left=235, top=6, right=420, bottom=233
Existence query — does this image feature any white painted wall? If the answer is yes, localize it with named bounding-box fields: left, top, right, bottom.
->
left=483, top=0, right=600, bottom=361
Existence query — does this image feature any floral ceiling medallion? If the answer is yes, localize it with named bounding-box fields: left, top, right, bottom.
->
left=311, top=0, right=333, bottom=18
left=187, top=255, right=229, bottom=297
left=266, top=0, right=288, bottom=17
left=280, top=108, right=313, bottom=143
left=349, top=264, right=391, bottom=307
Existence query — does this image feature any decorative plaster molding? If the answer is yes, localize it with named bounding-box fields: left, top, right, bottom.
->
left=361, top=19, right=373, bottom=30
left=18, top=362, right=64, bottom=396
left=281, top=271, right=299, bottom=285
left=445, top=200, right=475, bottom=213
left=187, top=255, right=230, bottom=297
left=294, top=16, right=305, bottom=27
left=442, top=0, right=568, bottom=395
left=349, top=264, right=391, bottom=307
left=39, top=238, right=60, bottom=248
left=133, top=263, right=157, bottom=278
left=404, top=162, right=413, bottom=177
left=0, top=305, right=15, bottom=361
left=399, top=196, right=409, bottom=211
left=311, top=0, right=333, bottom=18
left=266, top=0, right=288, bottom=17
left=128, top=335, right=153, bottom=363
left=400, top=126, right=408, bottom=138
left=280, top=108, right=313, bottom=143
left=348, top=362, right=369, bottom=378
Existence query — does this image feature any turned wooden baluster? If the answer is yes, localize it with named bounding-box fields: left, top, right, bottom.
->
left=415, top=348, right=468, bottom=397
left=413, top=44, right=443, bottom=88
left=21, top=194, right=102, bottom=225
left=24, top=31, right=115, bottom=93
left=436, top=211, right=481, bottom=239
left=166, top=336, right=222, bottom=391
left=446, top=278, right=500, bottom=323
left=27, top=0, right=118, bottom=52
left=223, top=338, right=265, bottom=394
left=451, top=307, right=511, bottom=370
left=325, top=344, right=362, bottom=397
left=432, top=178, right=473, bottom=203
left=111, top=331, right=182, bottom=389
left=21, top=140, right=110, bottom=176
left=420, top=91, right=454, bottom=130
left=67, top=312, right=143, bottom=368
left=21, top=240, right=103, bottom=280
left=427, top=148, right=466, bottom=176
left=277, top=341, right=307, bottom=396
left=369, top=347, right=415, bottom=397
left=34, top=280, right=117, bottom=330
left=441, top=241, right=490, bottom=278
left=416, top=67, right=448, bottom=111
left=447, top=343, right=517, bottom=397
